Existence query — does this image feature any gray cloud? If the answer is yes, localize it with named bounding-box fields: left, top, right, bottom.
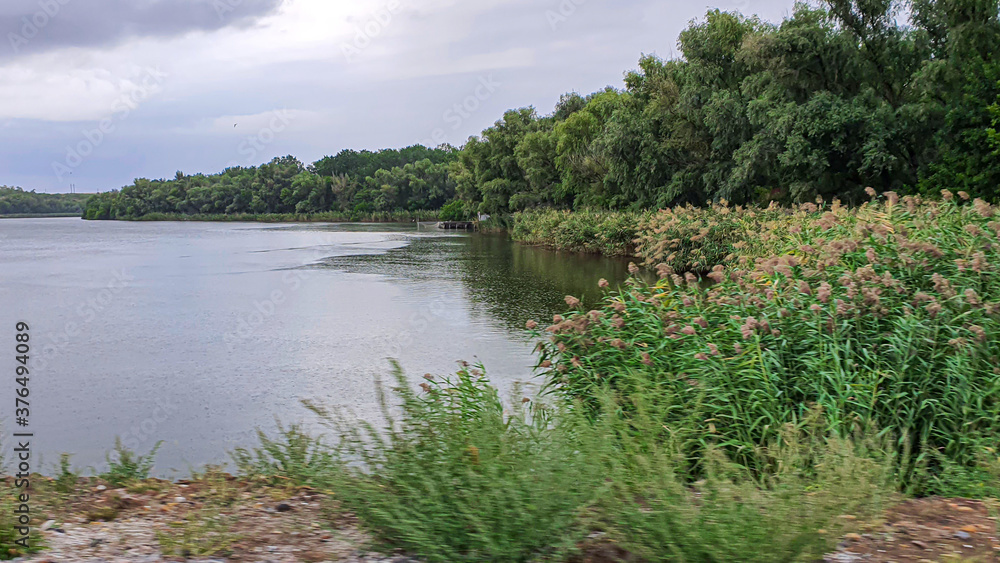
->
left=2, top=0, right=285, bottom=58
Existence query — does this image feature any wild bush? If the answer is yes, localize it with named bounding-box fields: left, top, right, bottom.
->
left=304, top=362, right=607, bottom=562
left=533, top=193, right=1000, bottom=487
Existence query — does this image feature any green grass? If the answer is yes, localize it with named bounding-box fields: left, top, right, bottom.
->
left=229, top=422, right=334, bottom=487
left=53, top=453, right=80, bottom=494
left=99, top=438, right=162, bottom=487
left=156, top=507, right=241, bottom=558
left=235, top=363, right=898, bottom=562
left=302, top=363, right=606, bottom=562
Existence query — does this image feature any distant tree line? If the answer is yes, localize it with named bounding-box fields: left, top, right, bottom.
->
left=84, top=147, right=459, bottom=220
left=0, top=187, right=89, bottom=215
left=85, top=0, right=1000, bottom=220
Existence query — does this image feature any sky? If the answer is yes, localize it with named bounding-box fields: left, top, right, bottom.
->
left=0, top=0, right=796, bottom=194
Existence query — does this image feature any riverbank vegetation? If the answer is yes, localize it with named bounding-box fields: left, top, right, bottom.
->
left=0, top=187, right=90, bottom=217
left=83, top=0, right=1000, bottom=223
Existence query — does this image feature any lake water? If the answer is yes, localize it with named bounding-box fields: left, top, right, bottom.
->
left=0, top=218, right=633, bottom=477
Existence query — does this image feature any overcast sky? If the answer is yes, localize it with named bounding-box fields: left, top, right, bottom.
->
left=1, top=0, right=796, bottom=194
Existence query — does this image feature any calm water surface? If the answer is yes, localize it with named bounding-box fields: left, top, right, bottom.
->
left=0, top=218, right=632, bottom=476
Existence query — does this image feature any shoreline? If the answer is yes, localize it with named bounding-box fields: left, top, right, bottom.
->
left=0, top=213, right=84, bottom=219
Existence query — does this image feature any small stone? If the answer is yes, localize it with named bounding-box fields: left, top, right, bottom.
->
left=40, top=519, right=55, bottom=531
left=957, top=506, right=975, bottom=512
left=174, top=496, right=187, bottom=503
left=961, top=525, right=979, bottom=533
left=912, top=540, right=929, bottom=549
left=95, top=485, right=107, bottom=492
left=954, top=531, right=972, bottom=540
left=276, top=502, right=292, bottom=512
left=844, top=533, right=862, bottom=541
left=112, top=493, right=143, bottom=509
left=266, top=546, right=278, bottom=552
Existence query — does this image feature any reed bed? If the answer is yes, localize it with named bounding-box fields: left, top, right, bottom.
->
left=531, top=192, right=1000, bottom=487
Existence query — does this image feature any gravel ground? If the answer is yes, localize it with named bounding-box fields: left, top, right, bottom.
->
left=12, top=476, right=411, bottom=563
left=10, top=476, right=999, bottom=562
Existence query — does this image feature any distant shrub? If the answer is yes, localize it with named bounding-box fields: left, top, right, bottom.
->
left=634, top=200, right=792, bottom=273
left=438, top=199, right=468, bottom=222
left=512, top=208, right=648, bottom=256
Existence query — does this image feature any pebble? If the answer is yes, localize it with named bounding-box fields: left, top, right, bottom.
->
left=955, top=530, right=972, bottom=540
left=174, top=496, right=186, bottom=503
left=40, top=520, right=55, bottom=531
left=95, top=485, right=107, bottom=492
left=276, top=502, right=292, bottom=512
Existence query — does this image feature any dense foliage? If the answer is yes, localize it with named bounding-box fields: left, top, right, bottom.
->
left=456, top=0, right=1000, bottom=213
left=530, top=192, right=1000, bottom=489
left=83, top=149, right=459, bottom=220
left=0, top=186, right=89, bottom=216
left=84, top=1, right=1000, bottom=221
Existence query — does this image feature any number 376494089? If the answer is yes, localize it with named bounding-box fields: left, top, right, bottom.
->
left=15, top=322, right=30, bottom=426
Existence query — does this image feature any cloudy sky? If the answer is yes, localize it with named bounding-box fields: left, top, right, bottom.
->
left=1, top=0, right=796, bottom=194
